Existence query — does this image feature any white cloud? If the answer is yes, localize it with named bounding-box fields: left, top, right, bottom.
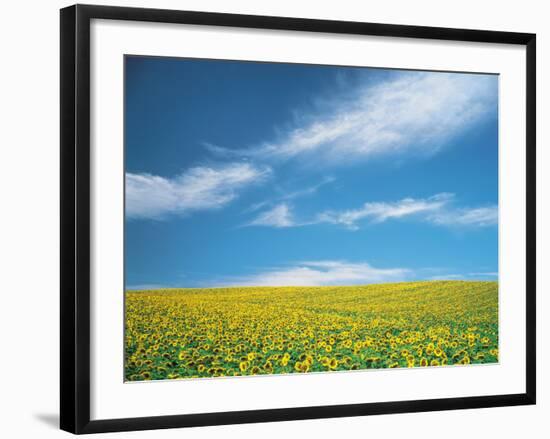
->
left=244, top=176, right=335, bottom=214
left=126, top=163, right=271, bottom=220
left=245, top=193, right=497, bottom=230
left=428, top=206, right=498, bottom=227
left=317, top=193, right=497, bottom=230
left=215, top=260, right=412, bottom=287
left=468, top=272, right=498, bottom=277
left=280, top=176, right=336, bottom=200
left=209, top=72, right=496, bottom=165
left=318, top=193, right=453, bottom=230
left=246, top=203, right=296, bottom=228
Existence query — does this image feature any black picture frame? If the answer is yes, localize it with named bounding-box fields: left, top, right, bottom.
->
left=60, top=4, right=536, bottom=434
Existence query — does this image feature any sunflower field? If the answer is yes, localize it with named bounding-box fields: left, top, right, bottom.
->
left=125, top=281, right=498, bottom=381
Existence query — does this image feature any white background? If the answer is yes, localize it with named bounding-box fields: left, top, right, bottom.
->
left=0, top=0, right=547, bottom=437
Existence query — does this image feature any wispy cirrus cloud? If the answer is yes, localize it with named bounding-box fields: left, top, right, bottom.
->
left=212, top=260, right=412, bottom=287
left=279, top=176, right=336, bottom=201
left=208, top=72, right=497, bottom=165
left=319, top=193, right=497, bottom=230
left=429, top=206, right=498, bottom=227
left=318, top=193, right=453, bottom=230
left=246, top=193, right=497, bottom=230
left=245, top=203, right=297, bottom=228
left=126, top=163, right=271, bottom=220
left=245, top=176, right=335, bottom=214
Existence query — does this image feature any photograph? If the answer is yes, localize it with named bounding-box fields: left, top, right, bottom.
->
left=123, top=56, right=499, bottom=382
left=0, top=0, right=542, bottom=436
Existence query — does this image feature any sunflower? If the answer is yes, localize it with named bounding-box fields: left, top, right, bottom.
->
left=125, top=281, right=498, bottom=381
left=281, top=353, right=290, bottom=367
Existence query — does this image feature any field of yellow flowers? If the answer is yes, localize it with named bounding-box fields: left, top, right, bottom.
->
left=125, top=281, right=498, bottom=381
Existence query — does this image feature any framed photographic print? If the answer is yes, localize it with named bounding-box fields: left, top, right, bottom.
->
left=60, top=4, right=536, bottom=434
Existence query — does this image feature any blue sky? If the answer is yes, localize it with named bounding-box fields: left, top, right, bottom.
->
left=124, top=56, right=498, bottom=289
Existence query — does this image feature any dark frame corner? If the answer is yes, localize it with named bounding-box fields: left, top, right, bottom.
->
left=60, top=4, right=536, bottom=434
